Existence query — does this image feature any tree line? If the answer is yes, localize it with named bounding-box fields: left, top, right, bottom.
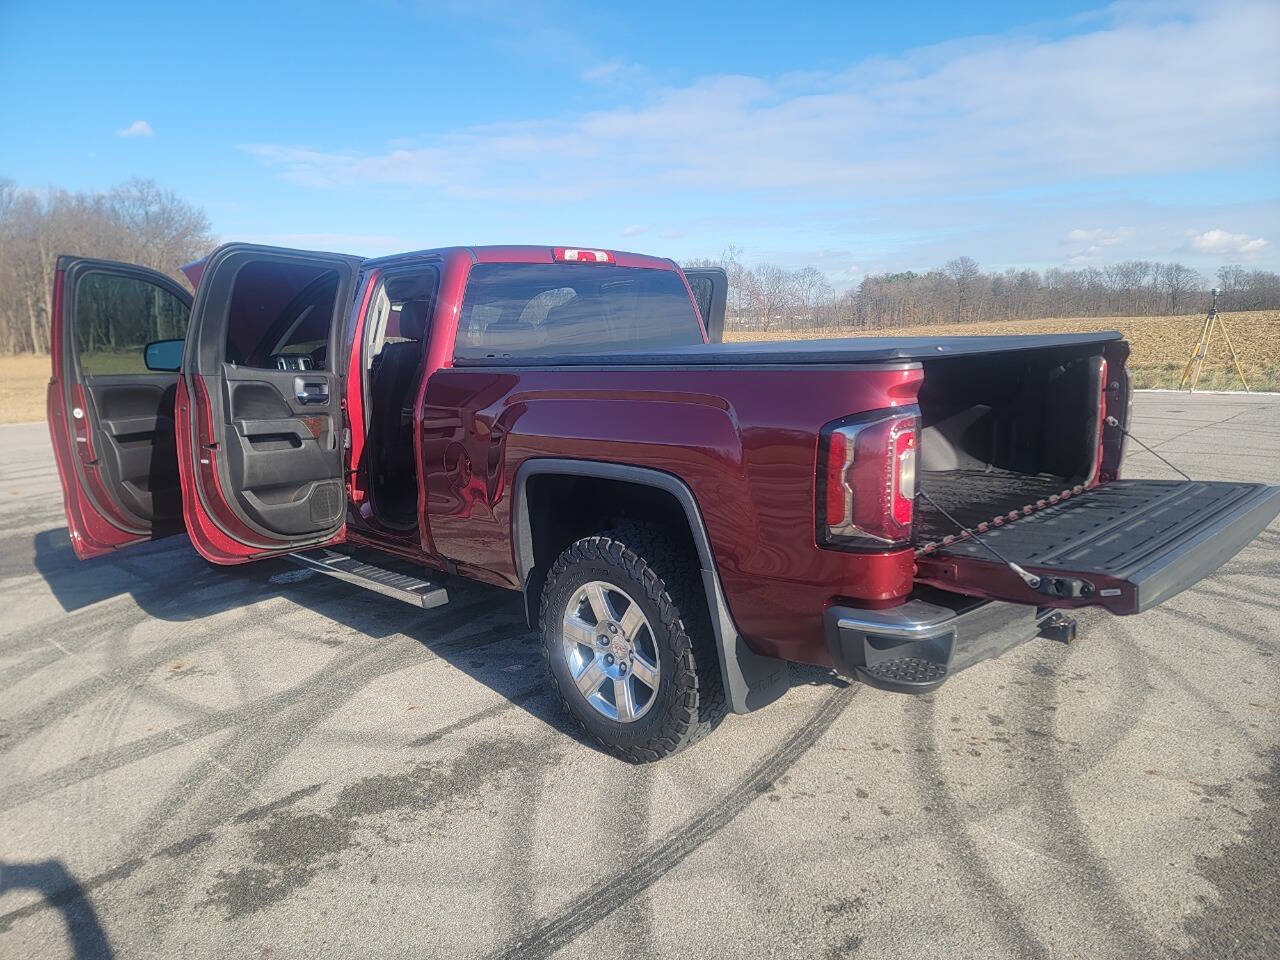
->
left=2, top=178, right=1277, bottom=353
left=0, top=178, right=213, bottom=354
left=686, top=248, right=1280, bottom=333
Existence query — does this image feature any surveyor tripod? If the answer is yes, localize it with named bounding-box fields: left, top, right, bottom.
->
left=1179, top=288, right=1249, bottom=392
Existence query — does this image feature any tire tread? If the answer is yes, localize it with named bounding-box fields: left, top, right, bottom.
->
left=539, top=524, right=727, bottom=762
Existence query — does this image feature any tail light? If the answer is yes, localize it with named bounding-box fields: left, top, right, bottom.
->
left=818, top=408, right=919, bottom=549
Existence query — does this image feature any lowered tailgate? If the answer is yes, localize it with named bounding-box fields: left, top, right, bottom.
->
left=914, top=480, right=1280, bottom=615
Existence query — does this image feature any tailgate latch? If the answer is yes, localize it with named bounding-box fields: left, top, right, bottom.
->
left=1034, top=576, right=1095, bottom=599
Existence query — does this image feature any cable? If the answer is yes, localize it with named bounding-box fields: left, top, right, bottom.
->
left=1105, top=416, right=1193, bottom=481
left=915, top=486, right=1043, bottom=589
left=918, top=419, right=1195, bottom=592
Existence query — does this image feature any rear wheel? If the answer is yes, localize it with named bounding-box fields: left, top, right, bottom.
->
left=539, top=526, right=726, bottom=762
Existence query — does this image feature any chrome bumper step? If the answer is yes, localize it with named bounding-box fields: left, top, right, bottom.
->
left=288, top=549, right=449, bottom=609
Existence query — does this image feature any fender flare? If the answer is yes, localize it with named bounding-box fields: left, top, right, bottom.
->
left=511, top=458, right=788, bottom=714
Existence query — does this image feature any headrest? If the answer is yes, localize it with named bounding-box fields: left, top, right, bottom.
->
left=398, top=300, right=430, bottom=340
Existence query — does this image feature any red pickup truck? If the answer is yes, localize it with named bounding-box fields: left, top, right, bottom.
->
left=47, top=244, right=1280, bottom=761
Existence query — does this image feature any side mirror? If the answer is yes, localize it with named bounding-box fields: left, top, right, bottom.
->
left=144, top=338, right=184, bottom=372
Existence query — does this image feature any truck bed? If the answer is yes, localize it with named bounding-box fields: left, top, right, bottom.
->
left=450, top=332, right=1124, bottom=366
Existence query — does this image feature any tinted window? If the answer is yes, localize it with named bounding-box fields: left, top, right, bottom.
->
left=454, top=263, right=702, bottom=359
left=224, top=262, right=340, bottom=370
left=686, top=273, right=716, bottom=327
left=366, top=268, right=440, bottom=369
left=75, top=272, right=190, bottom=376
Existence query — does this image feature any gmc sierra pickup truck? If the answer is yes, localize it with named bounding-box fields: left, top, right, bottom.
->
left=47, top=244, right=1280, bottom=761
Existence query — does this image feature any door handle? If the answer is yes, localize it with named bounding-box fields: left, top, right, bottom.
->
left=294, top=377, right=329, bottom=405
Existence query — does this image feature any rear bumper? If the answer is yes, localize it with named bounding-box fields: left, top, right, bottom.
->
left=824, top=597, right=1058, bottom=693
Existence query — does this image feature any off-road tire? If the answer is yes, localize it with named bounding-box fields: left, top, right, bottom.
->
left=539, top=525, right=727, bottom=762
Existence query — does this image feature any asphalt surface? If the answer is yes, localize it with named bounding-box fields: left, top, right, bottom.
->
left=0, top=391, right=1277, bottom=960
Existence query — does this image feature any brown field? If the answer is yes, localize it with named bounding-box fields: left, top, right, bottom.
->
left=0, top=354, right=49, bottom=425
left=0, top=311, right=1275, bottom=424
left=728, top=310, right=1280, bottom=392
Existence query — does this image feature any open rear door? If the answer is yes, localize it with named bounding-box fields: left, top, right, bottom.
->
left=915, top=479, right=1280, bottom=614
left=683, top=267, right=728, bottom=342
left=47, top=257, right=193, bottom=559
left=176, top=244, right=362, bottom=563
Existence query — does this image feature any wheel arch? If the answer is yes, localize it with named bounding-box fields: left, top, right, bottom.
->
left=511, top=458, right=787, bottom=713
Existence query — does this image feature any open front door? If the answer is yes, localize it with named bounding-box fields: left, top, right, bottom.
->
left=682, top=267, right=728, bottom=342
left=48, top=256, right=193, bottom=559
left=176, top=244, right=362, bottom=563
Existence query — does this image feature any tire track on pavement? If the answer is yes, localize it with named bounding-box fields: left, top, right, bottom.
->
left=1008, top=644, right=1169, bottom=960
left=0, top=636, right=543, bottom=935
left=483, top=683, right=857, bottom=960
left=908, top=696, right=1055, bottom=960
left=0, top=598, right=514, bottom=811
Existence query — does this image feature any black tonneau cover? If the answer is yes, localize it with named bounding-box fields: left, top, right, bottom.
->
left=452, top=332, right=1123, bottom=367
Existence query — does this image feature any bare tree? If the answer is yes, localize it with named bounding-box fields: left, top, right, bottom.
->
left=750, top=264, right=799, bottom=331
left=794, top=266, right=834, bottom=327
left=0, top=179, right=213, bottom=355
left=1159, top=263, right=1201, bottom=314
left=684, top=247, right=1279, bottom=336
left=945, top=256, right=981, bottom=323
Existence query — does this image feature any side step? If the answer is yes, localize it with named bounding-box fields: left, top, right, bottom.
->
left=288, top=549, right=449, bottom=609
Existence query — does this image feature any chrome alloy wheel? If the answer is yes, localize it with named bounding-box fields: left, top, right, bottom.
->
left=561, top=580, right=660, bottom=722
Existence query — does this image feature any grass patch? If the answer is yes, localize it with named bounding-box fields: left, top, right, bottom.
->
left=0, top=351, right=154, bottom=424
left=78, top=349, right=154, bottom=376
left=0, top=355, right=51, bottom=424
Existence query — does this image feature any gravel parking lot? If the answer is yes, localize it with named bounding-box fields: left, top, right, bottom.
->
left=1, top=391, right=1277, bottom=960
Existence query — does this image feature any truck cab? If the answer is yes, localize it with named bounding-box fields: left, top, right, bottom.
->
left=49, top=244, right=728, bottom=564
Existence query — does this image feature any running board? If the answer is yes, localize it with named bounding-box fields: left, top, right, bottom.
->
left=288, top=549, right=449, bottom=609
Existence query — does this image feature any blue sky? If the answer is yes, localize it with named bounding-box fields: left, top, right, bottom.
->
left=2, top=0, right=1277, bottom=288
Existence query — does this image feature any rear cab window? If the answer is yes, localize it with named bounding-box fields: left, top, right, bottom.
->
left=453, top=263, right=703, bottom=359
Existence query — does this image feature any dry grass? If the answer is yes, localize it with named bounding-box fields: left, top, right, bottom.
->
left=729, top=310, right=1280, bottom=391
left=0, top=354, right=50, bottom=424
left=1, top=310, right=1275, bottom=424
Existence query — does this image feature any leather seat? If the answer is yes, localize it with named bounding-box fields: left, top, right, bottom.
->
left=370, top=299, right=429, bottom=480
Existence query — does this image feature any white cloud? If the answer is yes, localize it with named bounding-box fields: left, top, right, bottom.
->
left=1185, top=228, right=1269, bottom=254
left=243, top=2, right=1280, bottom=205
left=1064, top=228, right=1124, bottom=246
left=118, top=120, right=153, bottom=138
left=620, top=224, right=649, bottom=237
left=581, top=59, right=645, bottom=85
left=1062, top=227, right=1131, bottom=263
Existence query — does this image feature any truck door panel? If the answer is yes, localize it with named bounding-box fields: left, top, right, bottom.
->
left=220, top=365, right=344, bottom=536
left=84, top=378, right=181, bottom=520
left=47, top=256, right=193, bottom=558
left=178, top=244, right=361, bottom=561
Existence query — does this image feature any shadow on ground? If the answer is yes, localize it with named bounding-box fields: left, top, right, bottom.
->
left=0, top=860, right=113, bottom=959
